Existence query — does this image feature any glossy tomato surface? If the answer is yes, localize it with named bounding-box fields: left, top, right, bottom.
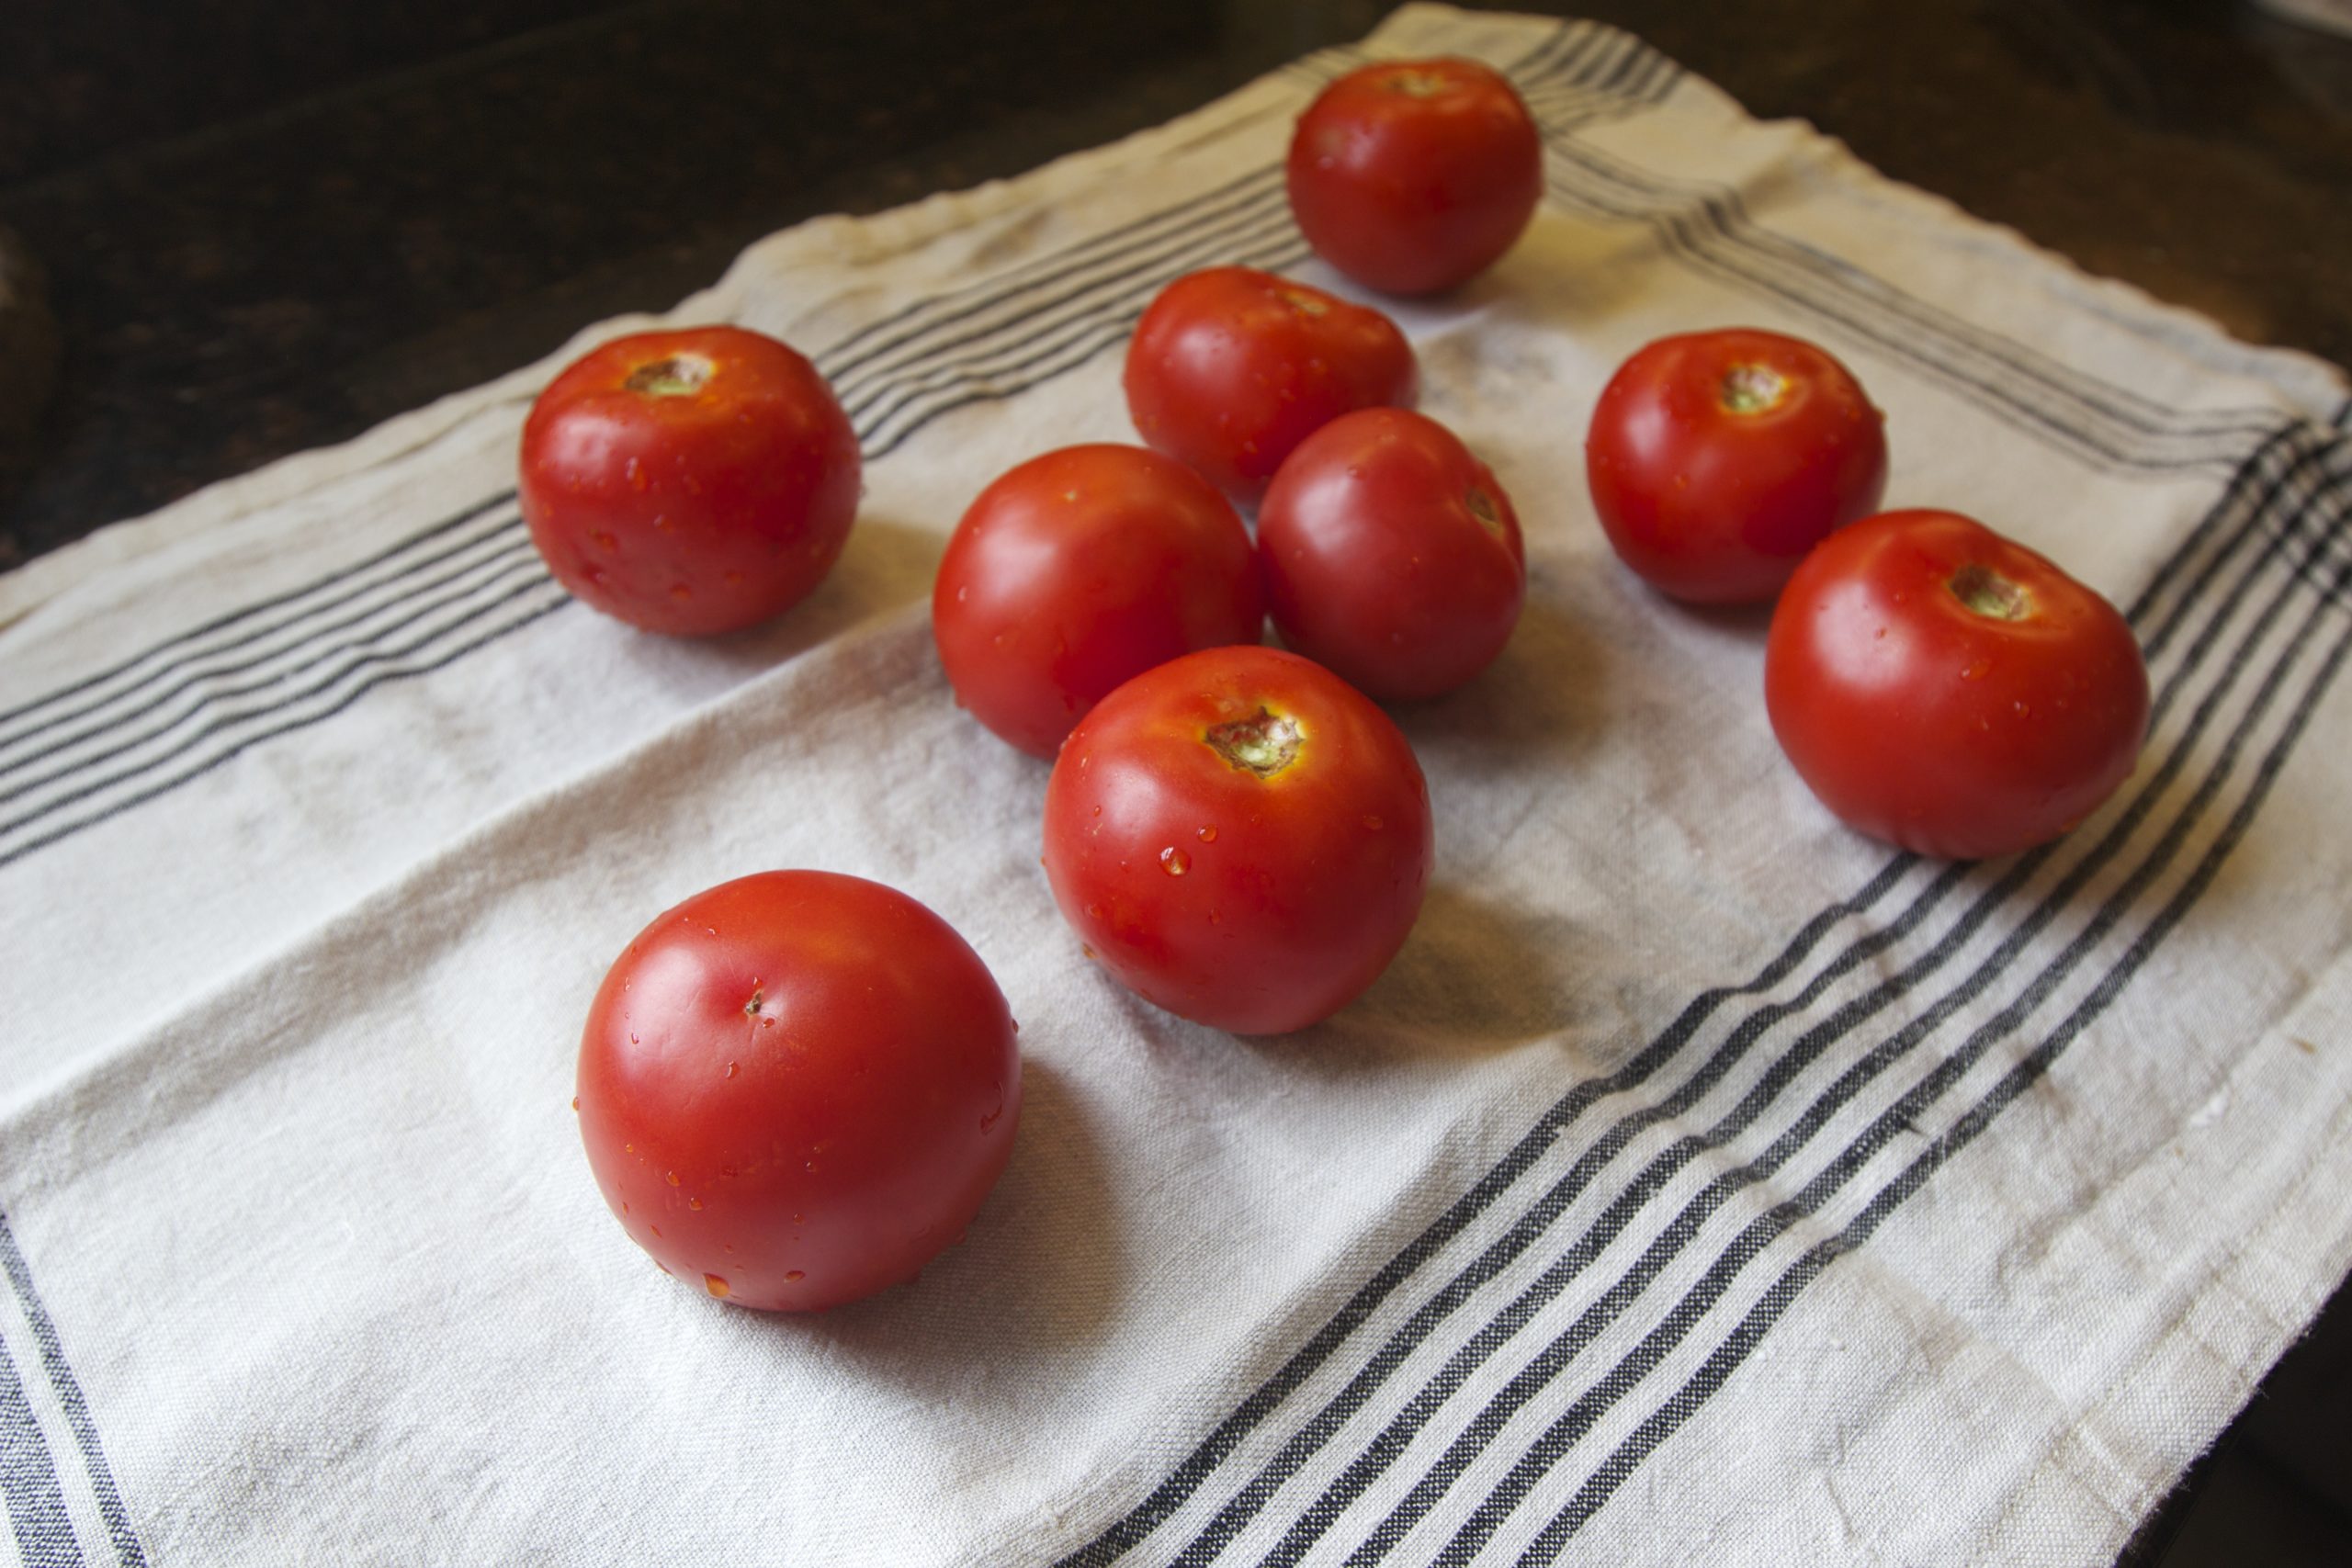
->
left=1258, top=407, right=1525, bottom=701
left=1765, top=510, right=2150, bottom=861
left=1586, top=328, right=1887, bottom=604
left=1042, top=646, right=1432, bottom=1034
left=1285, top=56, right=1544, bottom=297
left=1123, top=266, right=1416, bottom=504
left=575, top=871, right=1020, bottom=1312
left=520, top=325, right=861, bottom=637
left=933, top=445, right=1263, bottom=758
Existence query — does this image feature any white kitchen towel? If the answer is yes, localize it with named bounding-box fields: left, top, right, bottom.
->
left=3, top=7, right=2349, bottom=1565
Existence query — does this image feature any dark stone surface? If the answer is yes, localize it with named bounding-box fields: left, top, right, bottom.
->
left=0, top=1, right=2345, bottom=1561
left=0, top=227, right=61, bottom=559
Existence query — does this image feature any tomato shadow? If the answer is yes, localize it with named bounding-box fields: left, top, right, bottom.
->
left=1659, top=593, right=1775, bottom=643
left=625, top=513, right=945, bottom=687
left=1317, top=881, right=1613, bottom=1058
left=1387, top=583, right=1612, bottom=774
left=771, top=1057, right=1125, bottom=1381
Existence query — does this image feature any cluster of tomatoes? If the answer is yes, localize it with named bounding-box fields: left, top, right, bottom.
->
left=523, top=58, right=2150, bottom=1314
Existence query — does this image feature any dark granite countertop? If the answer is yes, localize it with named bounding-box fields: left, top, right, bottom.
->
left=1, top=1, right=2346, bottom=1561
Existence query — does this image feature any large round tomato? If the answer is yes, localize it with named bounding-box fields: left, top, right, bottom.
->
left=520, top=325, right=861, bottom=637
left=1042, top=646, right=1433, bottom=1034
left=1285, top=57, right=1544, bottom=297
left=1586, top=328, right=1888, bottom=604
left=933, top=445, right=1263, bottom=759
left=1258, top=407, right=1525, bottom=702
left=575, top=871, right=1020, bottom=1312
left=1123, top=266, right=1416, bottom=504
left=1765, top=510, right=2149, bottom=861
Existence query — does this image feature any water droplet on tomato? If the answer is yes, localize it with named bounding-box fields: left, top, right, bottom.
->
left=1085, top=903, right=1103, bottom=919
left=688, top=1197, right=704, bottom=1211
left=571, top=1096, right=579, bottom=1111
left=591, top=530, right=617, bottom=551
left=956, top=584, right=969, bottom=603
left=665, top=1170, right=680, bottom=1187
left=1362, top=814, right=1385, bottom=830
left=785, top=1269, right=806, bottom=1282
left=1962, top=660, right=1989, bottom=681
left=1160, top=847, right=1191, bottom=875
left=625, top=457, right=646, bottom=490
left=1197, top=824, right=1217, bottom=842
left=703, top=1273, right=730, bottom=1299
left=670, top=583, right=693, bottom=603
left=761, top=1016, right=775, bottom=1029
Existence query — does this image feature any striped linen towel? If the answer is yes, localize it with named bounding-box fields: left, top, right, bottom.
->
left=3, top=6, right=2348, bottom=1564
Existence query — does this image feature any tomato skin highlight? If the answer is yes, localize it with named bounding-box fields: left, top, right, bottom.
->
left=1042, top=646, right=1433, bottom=1035
left=1123, top=265, right=1417, bottom=504
left=1765, top=510, right=2151, bottom=861
left=1586, top=329, right=1888, bottom=604
left=1259, top=407, right=1526, bottom=702
left=520, top=325, right=861, bottom=637
left=575, top=872, right=1020, bottom=1313
left=933, top=445, right=1263, bottom=759
left=1285, top=56, right=1544, bottom=296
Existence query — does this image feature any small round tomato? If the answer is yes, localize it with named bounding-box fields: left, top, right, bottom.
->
left=1765, top=510, right=2150, bottom=861
left=520, top=325, right=861, bottom=637
left=575, top=871, right=1020, bottom=1312
left=933, top=445, right=1263, bottom=759
left=1586, top=329, right=1888, bottom=604
left=1259, top=408, right=1525, bottom=702
left=1285, top=57, right=1544, bottom=297
left=1124, top=266, right=1417, bottom=504
left=1042, top=646, right=1432, bottom=1034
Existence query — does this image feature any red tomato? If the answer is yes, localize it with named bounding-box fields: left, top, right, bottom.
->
left=933, top=445, right=1263, bottom=759
left=1586, top=329, right=1888, bottom=604
left=1765, top=510, right=2150, bottom=861
left=575, top=871, right=1020, bottom=1312
left=1123, top=266, right=1417, bottom=504
left=1258, top=408, right=1526, bottom=702
left=1042, top=646, right=1432, bottom=1034
left=1285, top=57, right=1544, bottom=297
left=520, top=325, right=861, bottom=637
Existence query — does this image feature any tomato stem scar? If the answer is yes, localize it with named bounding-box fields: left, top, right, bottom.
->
left=742, top=988, right=764, bottom=1017
left=1205, top=707, right=1304, bottom=778
left=1465, top=487, right=1504, bottom=537
left=1950, top=562, right=2032, bottom=621
left=625, top=354, right=715, bottom=398
left=1719, top=363, right=1789, bottom=414
left=1382, top=69, right=1453, bottom=98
